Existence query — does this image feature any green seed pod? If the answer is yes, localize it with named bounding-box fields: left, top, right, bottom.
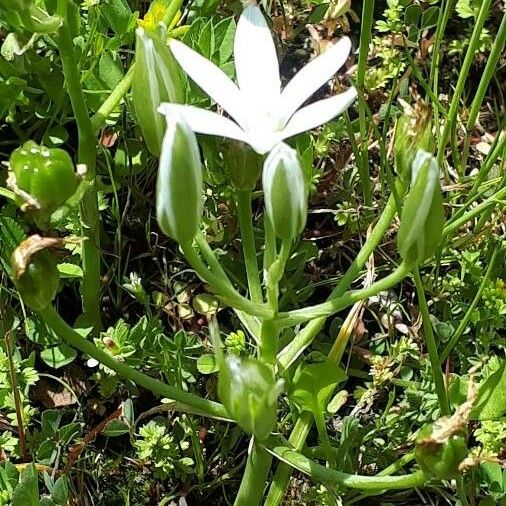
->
left=414, top=421, right=468, bottom=480
left=132, top=26, right=184, bottom=156
left=11, top=236, right=60, bottom=311
left=218, top=355, right=283, bottom=441
left=397, top=149, right=444, bottom=266
left=263, top=143, right=307, bottom=241
left=156, top=115, right=203, bottom=245
left=9, top=141, right=79, bottom=229
left=224, top=141, right=262, bottom=191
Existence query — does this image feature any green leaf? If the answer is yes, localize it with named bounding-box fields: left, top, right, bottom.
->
left=40, top=344, right=77, bottom=369
left=290, top=355, right=347, bottom=415
left=12, top=464, right=39, bottom=506
left=471, top=360, right=506, bottom=421
left=57, top=263, right=83, bottom=278
left=197, top=354, right=219, bottom=374
left=102, top=419, right=130, bottom=437
left=193, top=293, right=219, bottom=315
left=0, top=216, right=26, bottom=275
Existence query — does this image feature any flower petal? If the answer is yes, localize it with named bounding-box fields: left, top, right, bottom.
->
left=158, top=103, right=249, bottom=144
left=234, top=5, right=281, bottom=112
left=279, top=37, right=352, bottom=125
left=280, top=87, right=357, bottom=139
left=169, top=39, right=245, bottom=126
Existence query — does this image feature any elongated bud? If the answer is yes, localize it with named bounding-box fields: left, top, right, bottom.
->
left=11, top=235, right=60, bottom=311
left=156, top=115, right=203, bottom=245
left=263, top=143, right=307, bottom=241
left=132, top=27, right=184, bottom=155
left=218, top=355, right=283, bottom=440
left=224, top=141, right=262, bottom=191
left=397, top=150, right=444, bottom=266
left=8, top=141, right=79, bottom=229
left=394, top=100, right=433, bottom=176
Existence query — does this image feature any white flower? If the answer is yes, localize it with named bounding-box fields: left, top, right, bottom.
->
left=158, top=4, right=357, bottom=154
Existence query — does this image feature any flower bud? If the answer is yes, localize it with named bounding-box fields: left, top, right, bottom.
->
left=156, top=115, right=203, bottom=245
left=218, top=355, right=283, bottom=440
left=224, top=141, right=262, bottom=191
left=397, top=149, right=444, bottom=266
left=9, top=141, right=79, bottom=230
left=11, top=236, right=60, bottom=311
left=394, top=101, right=434, bottom=176
left=263, top=143, right=307, bottom=241
left=132, top=27, right=184, bottom=156
left=414, top=421, right=468, bottom=479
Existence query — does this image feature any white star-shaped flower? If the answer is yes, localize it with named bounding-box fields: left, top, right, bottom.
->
left=158, top=4, right=357, bottom=154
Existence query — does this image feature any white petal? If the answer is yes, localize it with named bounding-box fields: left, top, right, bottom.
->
left=169, top=39, right=245, bottom=126
left=234, top=5, right=281, bottom=112
left=279, top=37, right=352, bottom=126
left=158, top=103, right=249, bottom=144
left=280, top=87, right=357, bottom=139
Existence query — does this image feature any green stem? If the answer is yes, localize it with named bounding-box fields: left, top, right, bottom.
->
left=269, top=182, right=407, bottom=504
left=234, top=439, right=272, bottom=506
left=429, top=0, right=456, bottom=134
left=440, top=246, right=499, bottom=362
left=265, top=412, right=313, bottom=505
left=356, top=0, right=375, bottom=207
left=277, top=180, right=406, bottom=369
left=180, top=243, right=273, bottom=319
left=412, top=269, right=450, bottom=416
left=436, top=0, right=493, bottom=174
left=462, top=11, right=506, bottom=167
left=39, top=305, right=230, bottom=420
left=195, top=234, right=234, bottom=287
left=265, top=441, right=427, bottom=491
left=90, top=63, right=135, bottom=132
left=57, top=0, right=101, bottom=330
left=236, top=190, right=263, bottom=303
left=442, top=184, right=506, bottom=240
left=278, top=263, right=410, bottom=327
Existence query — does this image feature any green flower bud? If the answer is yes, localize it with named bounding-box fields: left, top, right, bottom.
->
left=397, top=149, right=444, bottom=266
left=218, top=355, right=283, bottom=440
left=11, top=236, right=60, bottom=311
left=263, top=143, right=308, bottom=241
left=156, top=115, right=203, bottom=245
left=394, top=101, right=434, bottom=176
left=132, top=27, right=184, bottom=156
left=224, top=141, right=262, bottom=191
left=9, top=141, right=79, bottom=230
left=414, top=421, right=468, bottom=480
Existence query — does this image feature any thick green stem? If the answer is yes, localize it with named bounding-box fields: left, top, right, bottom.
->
left=234, top=439, right=272, bottom=506
left=278, top=263, right=410, bottom=327
left=265, top=412, right=313, bottom=506
left=265, top=441, right=428, bottom=491
left=90, top=63, right=135, bottom=132
left=57, top=0, right=101, bottom=330
left=236, top=191, right=263, bottom=303
left=412, top=269, right=450, bottom=416
left=181, top=243, right=273, bottom=319
left=39, top=306, right=230, bottom=420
